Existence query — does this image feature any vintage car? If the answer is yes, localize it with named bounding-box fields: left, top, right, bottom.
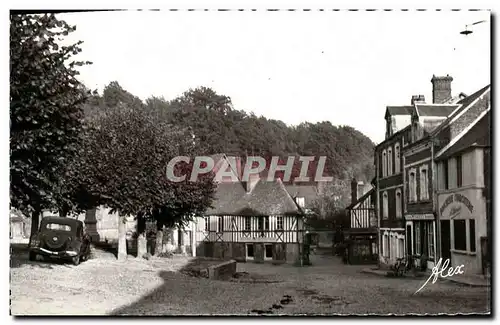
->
left=29, top=216, right=91, bottom=265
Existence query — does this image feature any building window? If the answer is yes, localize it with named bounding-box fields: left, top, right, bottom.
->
left=382, top=192, right=388, bottom=219
left=394, top=143, right=400, bottom=173
left=419, top=165, right=429, bottom=200
left=398, top=238, right=405, bottom=259
left=427, top=222, right=435, bottom=259
left=457, top=155, right=463, bottom=188
left=387, top=147, right=393, bottom=176
left=217, top=216, right=223, bottom=233
left=414, top=223, right=421, bottom=255
left=276, top=216, right=284, bottom=230
left=382, top=150, right=387, bottom=177
left=258, top=216, right=269, bottom=237
left=246, top=244, right=254, bottom=259
left=469, top=219, right=476, bottom=252
left=409, top=169, right=417, bottom=202
left=204, top=216, right=209, bottom=231
left=264, top=244, right=273, bottom=260
left=453, top=219, right=467, bottom=251
left=258, top=216, right=269, bottom=230
left=244, top=216, right=251, bottom=231
left=395, top=189, right=402, bottom=218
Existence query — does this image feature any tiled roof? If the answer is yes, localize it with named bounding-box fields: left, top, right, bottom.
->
left=385, top=106, right=414, bottom=118
left=416, top=104, right=459, bottom=117
left=431, top=85, right=490, bottom=136
left=206, top=178, right=301, bottom=216
left=436, top=110, right=491, bottom=160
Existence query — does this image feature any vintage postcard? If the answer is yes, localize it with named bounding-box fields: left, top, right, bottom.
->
left=8, top=7, right=491, bottom=316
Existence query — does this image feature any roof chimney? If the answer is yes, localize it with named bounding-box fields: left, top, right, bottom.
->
left=431, top=75, right=453, bottom=104
left=357, top=181, right=365, bottom=199
left=351, top=178, right=358, bottom=205
left=411, top=95, right=426, bottom=105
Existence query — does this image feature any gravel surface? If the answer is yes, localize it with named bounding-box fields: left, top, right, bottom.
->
left=10, top=248, right=491, bottom=316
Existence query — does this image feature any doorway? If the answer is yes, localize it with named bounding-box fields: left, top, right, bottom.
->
left=440, top=220, right=451, bottom=261
left=406, top=224, right=413, bottom=256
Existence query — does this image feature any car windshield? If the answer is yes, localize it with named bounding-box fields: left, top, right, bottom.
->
left=46, top=223, right=72, bottom=232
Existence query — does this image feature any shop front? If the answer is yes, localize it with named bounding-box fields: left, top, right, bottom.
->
left=437, top=188, right=486, bottom=275
left=405, top=213, right=436, bottom=271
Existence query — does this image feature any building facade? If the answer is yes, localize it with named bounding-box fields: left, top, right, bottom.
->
left=376, top=125, right=409, bottom=266
left=435, top=109, right=491, bottom=275
left=195, top=177, right=306, bottom=264
left=345, top=178, right=377, bottom=264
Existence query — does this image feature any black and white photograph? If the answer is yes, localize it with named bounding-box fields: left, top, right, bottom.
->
left=7, top=2, right=493, bottom=317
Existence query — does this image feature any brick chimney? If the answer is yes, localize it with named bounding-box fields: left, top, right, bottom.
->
left=357, top=181, right=365, bottom=199
left=351, top=178, right=358, bottom=205
left=411, top=95, right=426, bottom=105
left=431, top=75, right=453, bottom=104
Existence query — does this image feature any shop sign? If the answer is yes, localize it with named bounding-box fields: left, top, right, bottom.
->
left=439, top=193, right=474, bottom=219
left=405, top=214, right=434, bottom=220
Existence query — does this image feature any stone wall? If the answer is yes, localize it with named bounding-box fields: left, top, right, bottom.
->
left=207, top=260, right=237, bottom=280
left=197, top=242, right=301, bottom=264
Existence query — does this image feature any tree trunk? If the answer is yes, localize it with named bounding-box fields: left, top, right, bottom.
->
left=117, top=215, right=127, bottom=261
left=162, top=229, right=171, bottom=253
left=136, top=216, right=147, bottom=258
left=30, top=208, right=41, bottom=239
left=155, top=225, right=163, bottom=256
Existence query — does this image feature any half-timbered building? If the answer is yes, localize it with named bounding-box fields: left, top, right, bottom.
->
left=195, top=175, right=306, bottom=264
left=344, top=178, right=377, bottom=264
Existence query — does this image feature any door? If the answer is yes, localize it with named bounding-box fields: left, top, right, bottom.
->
left=406, top=224, right=413, bottom=256
left=440, top=220, right=451, bottom=261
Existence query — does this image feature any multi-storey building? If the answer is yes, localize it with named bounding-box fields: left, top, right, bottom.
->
left=403, top=80, right=490, bottom=271
left=375, top=75, right=489, bottom=270
left=434, top=89, right=491, bottom=275
left=376, top=123, right=409, bottom=266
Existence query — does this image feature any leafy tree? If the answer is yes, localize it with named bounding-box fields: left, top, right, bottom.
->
left=169, top=86, right=233, bottom=113
left=102, top=81, right=143, bottom=109
left=10, top=13, right=91, bottom=234
left=307, top=179, right=351, bottom=231
left=80, top=104, right=216, bottom=259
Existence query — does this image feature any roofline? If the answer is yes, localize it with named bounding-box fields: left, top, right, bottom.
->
left=434, top=144, right=490, bottom=161
left=431, top=85, right=490, bottom=137
left=435, top=107, right=491, bottom=159
left=375, top=124, right=411, bottom=149
left=346, top=187, right=375, bottom=210
left=415, top=103, right=461, bottom=107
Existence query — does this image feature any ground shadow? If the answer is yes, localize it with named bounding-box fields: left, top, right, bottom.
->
left=10, top=243, right=71, bottom=269
left=109, top=257, right=220, bottom=315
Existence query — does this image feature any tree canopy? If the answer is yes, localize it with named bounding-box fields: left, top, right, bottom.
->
left=10, top=13, right=91, bottom=218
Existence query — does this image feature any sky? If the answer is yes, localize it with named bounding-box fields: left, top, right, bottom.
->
left=58, top=10, right=491, bottom=144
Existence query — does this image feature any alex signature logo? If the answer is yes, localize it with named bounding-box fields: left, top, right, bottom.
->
left=415, top=258, right=465, bottom=294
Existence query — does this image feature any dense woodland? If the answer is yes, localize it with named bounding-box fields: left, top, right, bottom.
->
left=86, top=82, right=376, bottom=184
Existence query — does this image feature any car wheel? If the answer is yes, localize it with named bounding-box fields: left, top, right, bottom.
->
left=29, top=252, right=37, bottom=261
left=72, top=255, right=80, bottom=266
